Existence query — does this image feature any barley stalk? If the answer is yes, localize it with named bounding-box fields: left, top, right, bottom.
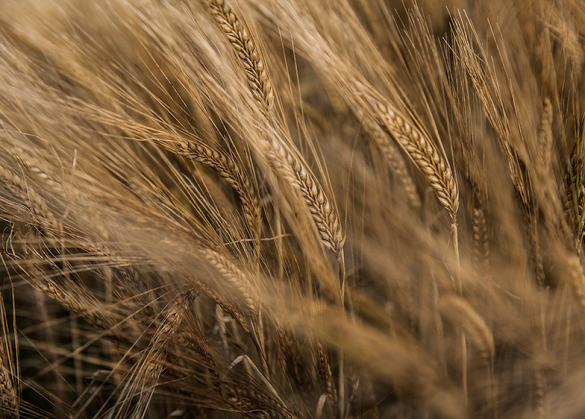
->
left=205, top=0, right=345, bottom=256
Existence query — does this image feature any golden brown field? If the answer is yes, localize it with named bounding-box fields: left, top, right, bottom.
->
left=0, top=0, right=583, bottom=417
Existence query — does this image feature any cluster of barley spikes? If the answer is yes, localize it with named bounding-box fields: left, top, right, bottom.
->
left=1, top=0, right=585, bottom=418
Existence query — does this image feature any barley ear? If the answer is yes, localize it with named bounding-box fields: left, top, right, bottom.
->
left=357, top=88, right=459, bottom=219
left=201, top=247, right=257, bottom=314
left=0, top=365, right=17, bottom=419
left=316, top=341, right=337, bottom=403
left=362, top=116, right=421, bottom=209
left=537, top=98, right=553, bottom=169
left=471, top=208, right=490, bottom=272
left=565, top=254, right=585, bottom=308
left=157, top=139, right=262, bottom=248
left=206, top=0, right=274, bottom=113
left=266, top=139, right=345, bottom=254
left=440, top=295, right=495, bottom=361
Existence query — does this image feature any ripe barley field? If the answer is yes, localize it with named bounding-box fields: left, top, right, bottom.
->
left=0, top=0, right=583, bottom=418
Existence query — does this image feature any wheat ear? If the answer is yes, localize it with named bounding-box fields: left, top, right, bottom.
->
left=16, top=252, right=115, bottom=332
left=0, top=165, right=59, bottom=231
left=175, top=331, right=221, bottom=388
left=532, top=366, right=546, bottom=419
left=3, top=151, right=154, bottom=305
left=265, top=140, right=347, bottom=413
left=358, top=85, right=463, bottom=401
left=227, top=386, right=298, bottom=419
left=267, top=132, right=349, bottom=409
left=207, top=2, right=346, bottom=414
left=206, top=0, right=274, bottom=113
left=7, top=146, right=65, bottom=194
left=528, top=219, right=546, bottom=287
left=201, top=250, right=267, bottom=373
left=192, top=278, right=251, bottom=333
left=565, top=254, right=585, bottom=307
left=564, top=153, right=585, bottom=241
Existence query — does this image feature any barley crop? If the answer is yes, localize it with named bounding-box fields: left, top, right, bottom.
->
left=1, top=1, right=585, bottom=418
